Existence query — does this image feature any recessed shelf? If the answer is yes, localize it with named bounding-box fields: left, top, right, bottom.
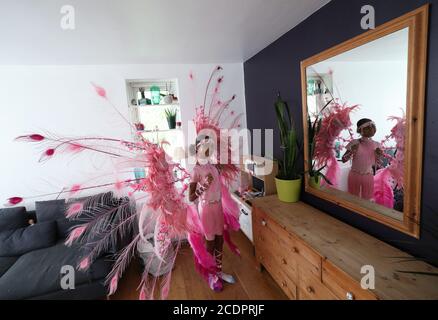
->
left=132, top=103, right=180, bottom=108
left=137, top=128, right=182, bottom=133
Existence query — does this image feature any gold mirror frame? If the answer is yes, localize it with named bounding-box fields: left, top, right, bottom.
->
left=300, top=5, right=429, bottom=238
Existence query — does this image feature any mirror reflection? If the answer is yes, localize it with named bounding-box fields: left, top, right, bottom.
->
left=306, top=28, right=409, bottom=219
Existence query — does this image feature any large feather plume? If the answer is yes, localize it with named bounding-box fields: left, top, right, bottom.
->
left=313, top=102, right=358, bottom=187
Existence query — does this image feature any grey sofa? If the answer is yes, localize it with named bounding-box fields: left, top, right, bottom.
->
left=0, top=192, right=126, bottom=300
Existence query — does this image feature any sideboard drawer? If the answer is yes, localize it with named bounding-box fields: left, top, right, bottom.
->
left=254, top=207, right=322, bottom=277
left=254, top=208, right=289, bottom=244
left=256, top=239, right=297, bottom=299
left=255, top=218, right=299, bottom=283
left=322, top=261, right=378, bottom=300
left=287, top=234, right=322, bottom=279
left=298, top=263, right=338, bottom=300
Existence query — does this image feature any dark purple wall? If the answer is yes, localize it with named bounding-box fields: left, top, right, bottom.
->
left=244, top=0, right=438, bottom=265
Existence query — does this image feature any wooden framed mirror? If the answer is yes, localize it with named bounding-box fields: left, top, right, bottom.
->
left=301, top=5, right=429, bottom=238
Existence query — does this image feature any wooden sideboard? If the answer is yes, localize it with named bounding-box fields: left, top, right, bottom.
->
left=252, top=196, right=438, bottom=300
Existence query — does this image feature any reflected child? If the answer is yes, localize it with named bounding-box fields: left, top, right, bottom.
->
left=342, top=119, right=383, bottom=200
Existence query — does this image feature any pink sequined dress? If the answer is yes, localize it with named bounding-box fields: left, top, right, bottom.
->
left=345, top=138, right=380, bottom=200
left=191, top=163, right=224, bottom=241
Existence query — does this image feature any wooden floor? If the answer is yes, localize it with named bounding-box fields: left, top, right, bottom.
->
left=111, top=231, right=288, bottom=300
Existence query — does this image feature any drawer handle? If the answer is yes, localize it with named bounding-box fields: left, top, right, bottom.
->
left=281, top=258, right=287, bottom=265
left=306, top=286, right=315, bottom=294
left=241, top=208, right=249, bottom=216
left=259, top=256, right=263, bottom=261
left=292, top=247, right=299, bottom=254
left=261, top=220, right=267, bottom=227
left=282, top=281, right=287, bottom=288
left=346, top=292, right=355, bottom=300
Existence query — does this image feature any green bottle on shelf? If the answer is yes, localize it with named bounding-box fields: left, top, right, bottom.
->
left=150, top=86, right=161, bottom=105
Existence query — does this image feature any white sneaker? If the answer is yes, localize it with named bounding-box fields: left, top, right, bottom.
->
left=219, top=272, right=236, bottom=284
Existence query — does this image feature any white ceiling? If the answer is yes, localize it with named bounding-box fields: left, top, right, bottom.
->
left=0, top=0, right=330, bottom=65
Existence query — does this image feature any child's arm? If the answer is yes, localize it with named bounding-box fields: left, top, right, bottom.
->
left=374, top=145, right=384, bottom=166
left=189, top=183, right=198, bottom=202
left=189, top=174, right=214, bottom=202
left=342, top=144, right=358, bottom=163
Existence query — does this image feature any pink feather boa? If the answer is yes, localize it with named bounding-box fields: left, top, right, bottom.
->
left=373, top=115, right=406, bottom=208
left=373, top=169, right=394, bottom=209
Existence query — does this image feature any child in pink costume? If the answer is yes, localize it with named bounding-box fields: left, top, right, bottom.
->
left=342, top=119, right=383, bottom=200
left=189, top=136, right=236, bottom=292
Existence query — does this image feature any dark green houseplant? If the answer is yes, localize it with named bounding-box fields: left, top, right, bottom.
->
left=274, top=93, right=301, bottom=203
left=307, top=100, right=333, bottom=189
left=164, top=108, right=177, bottom=130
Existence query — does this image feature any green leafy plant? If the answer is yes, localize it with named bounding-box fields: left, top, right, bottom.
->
left=164, top=108, right=177, bottom=119
left=275, top=93, right=300, bottom=181
left=307, top=100, right=333, bottom=185
left=164, top=108, right=177, bottom=129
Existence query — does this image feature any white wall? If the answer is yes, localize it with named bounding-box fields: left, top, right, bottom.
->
left=0, top=63, right=246, bottom=209
left=313, top=60, right=407, bottom=144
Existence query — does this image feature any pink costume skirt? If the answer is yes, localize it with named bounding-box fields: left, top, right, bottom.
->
left=198, top=201, right=224, bottom=241
left=348, top=171, right=374, bottom=200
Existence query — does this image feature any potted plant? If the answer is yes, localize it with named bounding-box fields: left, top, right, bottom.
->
left=274, top=93, right=301, bottom=203
left=164, top=108, right=177, bottom=129
left=307, top=100, right=333, bottom=189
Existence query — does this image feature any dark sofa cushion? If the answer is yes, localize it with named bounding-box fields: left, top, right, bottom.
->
left=56, top=218, right=82, bottom=239
left=0, top=221, right=57, bottom=257
left=37, top=193, right=117, bottom=240
left=68, top=191, right=119, bottom=212
left=35, top=199, right=83, bottom=239
left=0, top=207, right=28, bottom=232
left=0, top=241, right=112, bottom=300
left=0, top=257, right=18, bottom=277
left=35, top=199, right=66, bottom=222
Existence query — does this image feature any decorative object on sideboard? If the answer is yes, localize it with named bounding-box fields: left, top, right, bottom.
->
left=274, top=93, right=301, bottom=203
left=231, top=155, right=278, bottom=243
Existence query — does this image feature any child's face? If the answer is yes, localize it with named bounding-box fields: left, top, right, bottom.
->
left=360, top=124, right=376, bottom=138
left=196, top=137, right=212, bottom=160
